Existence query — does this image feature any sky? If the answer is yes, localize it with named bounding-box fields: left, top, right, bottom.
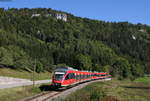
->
left=0, top=0, right=150, bottom=25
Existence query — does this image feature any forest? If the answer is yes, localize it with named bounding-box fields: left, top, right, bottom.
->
left=0, top=8, right=150, bottom=79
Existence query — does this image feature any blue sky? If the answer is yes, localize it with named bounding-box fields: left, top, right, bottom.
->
left=0, top=0, right=150, bottom=25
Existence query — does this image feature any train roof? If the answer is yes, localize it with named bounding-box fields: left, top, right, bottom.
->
left=54, top=66, right=108, bottom=74
left=54, top=66, right=78, bottom=72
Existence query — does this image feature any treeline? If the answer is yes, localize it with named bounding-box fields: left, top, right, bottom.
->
left=0, top=8, right=150, bottom=79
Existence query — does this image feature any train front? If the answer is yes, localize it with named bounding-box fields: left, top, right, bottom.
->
left=51, top=67, right=67, bottom=88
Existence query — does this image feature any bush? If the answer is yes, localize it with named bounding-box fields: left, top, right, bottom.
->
left=36, top=62, right=44, bottom=73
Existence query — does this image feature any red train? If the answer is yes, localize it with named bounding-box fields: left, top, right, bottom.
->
left=51, top=66, right=111, bottom=88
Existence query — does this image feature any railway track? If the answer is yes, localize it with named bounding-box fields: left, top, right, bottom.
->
left=20, top=90, right=62, bottom=101
left=21, top=78, right=111, bottom=101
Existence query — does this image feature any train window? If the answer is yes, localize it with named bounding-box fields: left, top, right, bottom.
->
left=74, top=74, right=75, bottom=79
left=54, top=74, right=64, bottom=80
left=80, top=75, right=82, bottom=79
left=77, top=75, right=78, bottom=80
left=69, top=73, right=72, bottom=79
left=65, top=74, right=70, bottom=80
left=72, top=73, right=75, bottom=79
left=72, top=73, right=74, bottom=78
left=79, top=75, right=81, bottom=80
left=54, top=72, right=65, bottom=80
left=76, top=75, right=78, bottom=80
left=78, top=75, right=80, bottom=79
left=65, top=73, right=75, bottom=80
left=69, top=73, right=73, bottom=79
left=75, top=75, right=78, bottom=80
left=70, top=73, right=74, bottom=79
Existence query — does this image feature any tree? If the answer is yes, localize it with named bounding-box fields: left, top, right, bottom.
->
left=101, top=65, right=111, bottom=73
left=111, top=57, right=131, bottom=78
left=75, top=54, right=92, bottom=70
left=131, top=64, right=144, bottom=77
left=0, top=47, right=14, bottom=66
left=36, top=61, right=44, bottom=73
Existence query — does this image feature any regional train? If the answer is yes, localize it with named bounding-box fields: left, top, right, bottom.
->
left=51, top=66, right=111, bottom=88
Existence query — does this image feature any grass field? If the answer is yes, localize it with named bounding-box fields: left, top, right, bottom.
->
left=0, top=68, right=52, bottom=80
left=58, top=79, right=150, bottom=101
left=134, top=77, right=150, bottom=83
left=0, top=84, right=46, bottom=101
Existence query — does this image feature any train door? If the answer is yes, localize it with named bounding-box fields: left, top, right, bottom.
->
left=64, top=73, right=75, bottom=85
left=69, top=73, right=75, bottom=84
left=64, top=73, right=70, bottom=85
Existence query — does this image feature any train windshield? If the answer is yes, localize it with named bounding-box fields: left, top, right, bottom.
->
left=54, top=72, right=65, bottom=80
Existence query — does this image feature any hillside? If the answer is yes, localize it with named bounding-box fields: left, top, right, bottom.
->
left=0, top=8, right=150, bottom=78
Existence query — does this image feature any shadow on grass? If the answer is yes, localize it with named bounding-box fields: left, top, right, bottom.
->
left=39, top=85, right=54, bottom=91
left=0, top=64, right=15, bottom=69
left=39, top=85, right=62, bottom=91
left=122, top=86, right=150, bottom=90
